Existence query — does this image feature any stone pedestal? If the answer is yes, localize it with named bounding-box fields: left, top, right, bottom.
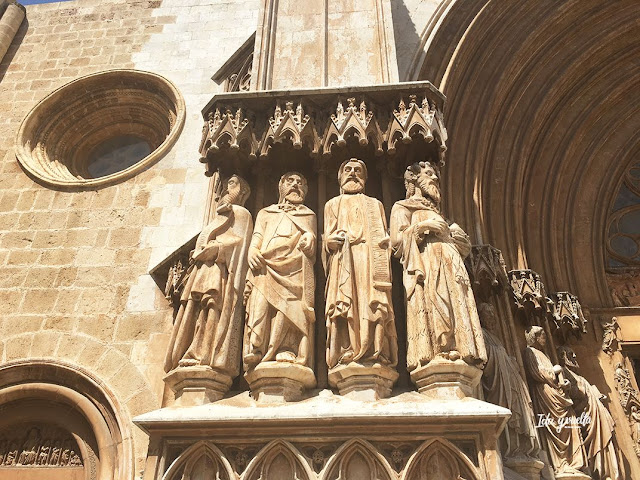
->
left=164, top=366, right=233, bottom=406
left=328, top=363, right=399, bottom=400
left=245, top=362, right=316, bottom=403
left=411, top=357, right=483, bottom=399
left=504, top=456, right=544, bottom=480
left=554, top=472, right=591, bottom=480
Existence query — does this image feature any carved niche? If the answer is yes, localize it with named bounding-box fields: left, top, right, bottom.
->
left=548, top=292, right=588, bottom=344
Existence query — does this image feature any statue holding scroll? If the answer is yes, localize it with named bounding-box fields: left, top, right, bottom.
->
left=164, top=175, right=252, bottom=381
left=244, top=172, right=317, bottom=369
left=390, top=161, right=486, bottom=374
left=324, top=159, right=398, bottom=376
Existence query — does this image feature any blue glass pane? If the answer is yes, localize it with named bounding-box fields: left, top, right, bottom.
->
left=620, top=210, right=640, bottom=234
left=87, top=135, right=152, bottom=178
left=613, top=183, right=640, bottom=211
left=610, top=234, right=639, bottom=258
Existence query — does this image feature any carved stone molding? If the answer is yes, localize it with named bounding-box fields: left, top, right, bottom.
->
left=198, top=82, right=447, bottom=177
left=606, top=269, right=640, bottom=307
left=0, top=425, right=82, bottom=468
left=548, top=292, right=588, bottom=343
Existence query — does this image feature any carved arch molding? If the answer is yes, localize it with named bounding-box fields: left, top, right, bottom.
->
left=409, top=0, right=640, bottom=308
left=163, top=438, right=479, bottom=480
left=0, top=360, right=133, bottom=480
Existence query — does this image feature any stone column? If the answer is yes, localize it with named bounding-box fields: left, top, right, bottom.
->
left=0, top=1, right=25, bottom=64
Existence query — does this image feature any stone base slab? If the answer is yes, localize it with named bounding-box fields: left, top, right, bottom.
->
left=554, top=472, right=591, bottom=480
left=411, top=357, right=482, bottom=399
left=245, top=361, right=316, bottom=403
left=164, top=366, right=233, bottom=406
left=504, top=456, right=544, bottom=480
left=328, top=363, right=399, bottom=400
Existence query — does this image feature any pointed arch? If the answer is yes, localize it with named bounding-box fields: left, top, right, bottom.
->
left=403, top=438, right=479, bottom=480
left=323, top=438, right=395, bottom=480
left=241, top=439, right=313, bottom=480
left=163, top=441, right=234, bottom=480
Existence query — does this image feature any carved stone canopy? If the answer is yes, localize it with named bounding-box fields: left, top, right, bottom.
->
left=548, top=292, right=588, bottom=343
left=198, top=82, right=447, bottom=177
left=465, top=245, right=509, bottom=301
left=508, top=269, right=549, bottom=313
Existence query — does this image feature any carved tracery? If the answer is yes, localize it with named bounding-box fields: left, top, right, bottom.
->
left=163, top=442, right=233, bottom=480
left=243, top=440, right=312, bottom=480
left=325, top=439, right=394, bottom=480
left=403, top=438, right=479, bottom=480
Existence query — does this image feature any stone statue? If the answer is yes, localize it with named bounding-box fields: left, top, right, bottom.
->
left=478, top=302, right=540, bottom=459
left=164, top=175, right=252, bottom=400
left=244, top=172, right=316, bottom=367
left=18, top=428, right=39, bottom=465
left=390, top=161, right=486, bottom=396
left=524, top=326, right=588, bottom=478
left=601, top=317, right=619, bottom=355
left=324, top=158, right=397, bottom=397
left=558, top=346, right=624, bottom=480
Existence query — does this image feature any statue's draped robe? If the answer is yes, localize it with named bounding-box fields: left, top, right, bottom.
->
left=164, top=205, right=252, bottom=374
left=566, top=368, right=623, bottom=480
left=390, top=199, right=486, bottom=370
left=244, top=204, right=316, bottom=364
left=323, top=193, right=396, bottom=368
left=524, top=346, right=586, bottom=474
left=483, top=328, right=539, bottom=457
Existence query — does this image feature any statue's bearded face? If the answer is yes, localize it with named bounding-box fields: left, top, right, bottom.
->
left=537, top=330, right=547, bottom=348
left=279, top=173, right=307, bottom=204
left=478, top=302, right=498, bottom=331
left=222, top=176, right=242, bottom=204
left=340, top=160, right=366, bottom=194
left=417, top=164, right=441, bottom=204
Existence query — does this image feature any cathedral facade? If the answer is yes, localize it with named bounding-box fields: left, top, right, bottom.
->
left=0, top=0, right=639, bottom=479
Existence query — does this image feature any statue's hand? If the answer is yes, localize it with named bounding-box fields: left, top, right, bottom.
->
left=326, top=231, right=346, bottom=252
left=248, top=247, right=266, bottom=271
left=298, top=232, right=315, bottom=256
left=378, top=235, right=390, bottom=249
left=193, top=242, right=219, bottom=263
left=216, top=202, right=232, bottom=213
left=416, top=219, right=449, bottom=239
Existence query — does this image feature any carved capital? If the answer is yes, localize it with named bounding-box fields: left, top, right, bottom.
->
left=548, top=292, right=587, bottom=343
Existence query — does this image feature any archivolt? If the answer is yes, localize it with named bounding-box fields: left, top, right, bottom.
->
left=411, top=0, right=640, bottom=306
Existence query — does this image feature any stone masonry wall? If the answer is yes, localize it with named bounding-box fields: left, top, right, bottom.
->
left=0, top=0, right=259, bottom=475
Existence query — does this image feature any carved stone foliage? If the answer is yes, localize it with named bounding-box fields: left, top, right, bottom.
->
left=0, top=425, right=82, bottom=468
left=548, top=292, right=588, bottom=344
left=509, top=269, right=548, bottom=313
left=614, top=363, right=640, bottom=458
left=199, top=82, right=448, bottom=176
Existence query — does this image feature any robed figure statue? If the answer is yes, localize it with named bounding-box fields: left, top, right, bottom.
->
left=324, top=159, right=398, bottom=387
left=390, top=161, right=486, bottom=375
left=524, top=327, right=588, bottom=478
left=244, top=172, right=317, bottom=368
left=164, top=175, right=252, bottom=381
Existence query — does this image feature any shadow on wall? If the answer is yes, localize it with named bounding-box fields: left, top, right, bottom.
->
left=390, top=0, right=422, bottom=81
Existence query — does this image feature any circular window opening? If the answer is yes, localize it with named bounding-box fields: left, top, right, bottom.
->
left=87, top=135, right=153, bottom=178
left=16, top=69, right=185, bottom=188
